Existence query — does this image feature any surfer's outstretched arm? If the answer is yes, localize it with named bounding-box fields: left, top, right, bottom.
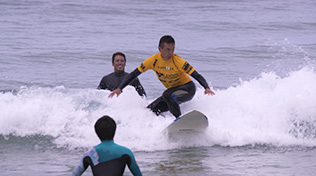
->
left=191, top=70, right=215, bottom=95
left=204, top=88, right=215, bottom=95
left=108, top=68, right=142, bottom=98
left=108, top=88, right=122, bottom=98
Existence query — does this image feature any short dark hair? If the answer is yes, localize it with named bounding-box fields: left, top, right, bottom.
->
left=159, top=35, right=175, bottom=48
left=112, top=52, right=126, bottom=63
left=95, top=115, right=117, bottom=141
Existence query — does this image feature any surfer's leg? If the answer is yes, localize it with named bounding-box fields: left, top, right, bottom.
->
left=174, top=81, right=196, bottom=103
left=162, top=81, right=196, bottom=118
left=147, top=96, right=169, bottom=116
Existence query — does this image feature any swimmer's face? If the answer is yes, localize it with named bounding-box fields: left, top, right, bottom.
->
left=113, top=55, right=126, bottom=72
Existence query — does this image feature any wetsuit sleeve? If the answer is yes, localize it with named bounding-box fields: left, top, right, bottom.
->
left=130, top=78, right=147, bottom=97
left=72, top=148, right=99, bottom=176
left=118, top=68, right=142, bottom=90
left=191, top=70, right=210, bottom=89
left=126, top=150, right=143, bottom=176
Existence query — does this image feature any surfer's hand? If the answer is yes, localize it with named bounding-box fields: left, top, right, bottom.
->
left=108, top=88, right=122, bottom=98
left=205, top=88, right=215, bottom=95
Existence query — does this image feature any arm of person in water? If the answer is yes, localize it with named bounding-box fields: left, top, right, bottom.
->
left=108, top=68, right=142, bottom=98
left=191, top=70, right=215, bottom=95
left=130, top=77, right=146, bottom=97
left=72, top=148, right=96, bottom=176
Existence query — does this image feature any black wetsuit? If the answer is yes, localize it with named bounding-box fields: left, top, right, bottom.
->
left=98, top=71, right=146, bottom=97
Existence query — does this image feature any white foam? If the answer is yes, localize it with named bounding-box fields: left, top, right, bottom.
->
left=1, top=68, right=316, bottom=151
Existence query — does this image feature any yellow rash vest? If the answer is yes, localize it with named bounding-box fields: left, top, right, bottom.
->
left=137, top=53, right=195, bottom=89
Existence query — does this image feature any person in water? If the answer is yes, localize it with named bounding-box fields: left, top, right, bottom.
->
left=109, top=35, right=215, bottom=118
left=98, top=52, right=146, bottom=97
left=72, top=115, right=143, bottom=176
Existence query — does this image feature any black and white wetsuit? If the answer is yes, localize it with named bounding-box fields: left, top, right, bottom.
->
left=98, top=71, right=146, bottom=97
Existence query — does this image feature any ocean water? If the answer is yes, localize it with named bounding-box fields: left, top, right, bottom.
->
left=1, top=0, right=316, bottom=175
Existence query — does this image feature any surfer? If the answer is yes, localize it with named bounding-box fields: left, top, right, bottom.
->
left=98, top=52, right=146, bottom=97
left=72, top=115, right=143, bottom=176
left=109, top=35, right=215, bottom=118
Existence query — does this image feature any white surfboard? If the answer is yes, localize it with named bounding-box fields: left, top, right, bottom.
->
left=166, top=110, right=208, bottom=133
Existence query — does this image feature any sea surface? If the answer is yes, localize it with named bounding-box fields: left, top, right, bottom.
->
left=1, top=0, right=316, bottom=175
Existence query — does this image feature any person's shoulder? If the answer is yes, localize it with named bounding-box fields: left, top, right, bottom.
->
left=101, top=72, right=114, bottom=79
left=147, top=52, right=160, bottom=60
left=139, top=53, right=160, bottom=70
left=153, top=52, right=160, bottom=57
left=81, top=146, right=97, bottom=158
left=114, top=143, right=134, bottom=153
left=174, top=54, right=188, bottom=64
left=114, top=142, right=131, bottom=149
left=173, top=53, right=184, bottom=60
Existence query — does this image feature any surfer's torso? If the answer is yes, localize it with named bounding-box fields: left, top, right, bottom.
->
left=137, top=53, right=195, bottom=89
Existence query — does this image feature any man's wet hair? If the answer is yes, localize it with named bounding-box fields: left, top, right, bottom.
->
left=95, top=115, right=117, bottom=141
left=112, top=52, right=126, bottom=63
left=159, top=35, right=175, bottom=48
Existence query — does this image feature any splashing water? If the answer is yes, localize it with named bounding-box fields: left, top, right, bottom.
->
left=1, top=66, right=316, bottom=151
